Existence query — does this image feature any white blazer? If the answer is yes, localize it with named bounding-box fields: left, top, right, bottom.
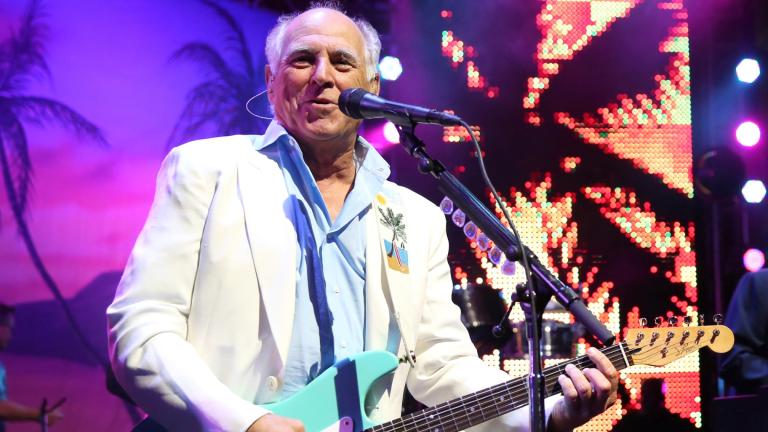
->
left=107, top=130, right=546, bottom=431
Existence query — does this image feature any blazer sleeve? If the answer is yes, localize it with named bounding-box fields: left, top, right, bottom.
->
left=404, top=203, right=559, bottom=431
left=720, top=270, right=768, bottom=393
left=106, top=145, right=270, bottom=432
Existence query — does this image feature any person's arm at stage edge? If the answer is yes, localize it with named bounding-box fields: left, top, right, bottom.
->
left=721, top=270, right=768, bottom=393
left=0, top=400, right=63, bottom=426
left=107, top=143, right=271, bottom=431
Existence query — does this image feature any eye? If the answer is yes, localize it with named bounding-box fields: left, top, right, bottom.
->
left=333, top=56, right=357, bottom=71
left=334, top=61, right=353, bottom=71
left=289, top=55, right=314, bottom=67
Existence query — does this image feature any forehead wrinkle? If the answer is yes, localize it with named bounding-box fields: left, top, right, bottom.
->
left=282, top=41, right=362, bottom=64
left=279, top=11, right=366, bottom=62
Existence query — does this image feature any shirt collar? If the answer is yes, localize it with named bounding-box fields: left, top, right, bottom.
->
left=254, top=120, right=391, bottom=182
left=253, top=120, right=290, bottom=151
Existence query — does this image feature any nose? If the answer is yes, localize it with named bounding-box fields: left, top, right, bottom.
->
left=311, top=57, right=333, bottom=87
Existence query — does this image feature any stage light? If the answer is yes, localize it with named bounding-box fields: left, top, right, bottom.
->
left=378, top=56, right=403, bottom=81
left=741, top=179, right=766, bottom=203
left=735, top=121, right=761, bottom=147
left=743, top=248, right=765, bottom=272
left=383, top=121, right=399, bottom=144
left=736, top=58, right=760, bottom=84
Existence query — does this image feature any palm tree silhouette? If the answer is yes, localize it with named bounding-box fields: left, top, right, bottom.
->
left=378, top=207, right=407, bottom=262
left=167, top=0, right=267, bottom=147
left=0, top=0, right=107, bottom=366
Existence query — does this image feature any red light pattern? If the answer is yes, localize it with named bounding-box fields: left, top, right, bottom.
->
left=526, top=2, right=697, bottom=427
left=442, top=0, right=698, bottom=429
left=462, top=176, right=700, bottom=429
left=561, top=156, right=582, bottom=173
left=440, top=29, right=467, bottom=68
left=440, top=13, right=500, bottom=99
left=554, top=4, right=693, bottom=196
left=524, top=0, right=642, bottom=118
left=582, top=186, right=698, bottom=306
left=470, top=176, right=623, bottom=337
left=443, top=123, right=482, bottom=143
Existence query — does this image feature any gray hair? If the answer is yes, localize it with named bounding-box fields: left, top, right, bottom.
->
left=264, top=2, right=381, bottom=81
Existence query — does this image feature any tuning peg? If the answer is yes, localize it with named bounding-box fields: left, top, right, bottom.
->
left=655, top=316, right=664, bottom=327
left=669, top=316, right=679, bottom=327
left=683, top=316, right=692, bottom=326
left=639, top=317, right=647, bottom=328
left=699, top=315, right=705, bottom=326
left=713, top=314, right=723, bottom=325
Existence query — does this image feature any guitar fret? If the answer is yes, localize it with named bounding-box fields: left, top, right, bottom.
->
left=447, top=397, right=460, bottom=432
left=368, top=342, right=634, bottom=432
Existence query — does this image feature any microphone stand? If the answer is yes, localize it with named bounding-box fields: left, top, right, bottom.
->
left=396, top=123, right=615, bottom=431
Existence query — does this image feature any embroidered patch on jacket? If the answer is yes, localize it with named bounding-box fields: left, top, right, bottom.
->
left=378, top=205, right=409, bottom=274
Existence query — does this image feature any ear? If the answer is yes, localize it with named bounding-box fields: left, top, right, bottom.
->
left=368, top=72, right=381, bottom=96
left=265, top=65, right=275, bottom=103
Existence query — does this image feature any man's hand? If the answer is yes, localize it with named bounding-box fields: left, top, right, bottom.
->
left=549, top=347, right=619, bottom=431
left=246, top=414, right=305, bottom=432
left=45, top=408, right=64, bottom=426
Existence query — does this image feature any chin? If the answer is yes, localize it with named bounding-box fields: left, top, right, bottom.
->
left=302, top=121, right=350, bottom=140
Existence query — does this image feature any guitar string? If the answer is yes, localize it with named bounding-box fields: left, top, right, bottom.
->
left=370, top=344, right=630, bottom=432
left=370, top=332, right=713, bottom=432
left=371, top=344, right=631, bottom=432
left=392, top=333, right=715, bottom=432
left=376, top=344, right=643, bottom=432
left=421, top=331, right=717, bottom=432
left=423, top=336, right=701, bottom=432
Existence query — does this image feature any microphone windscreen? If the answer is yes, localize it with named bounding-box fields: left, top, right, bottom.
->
left=338, top=88, right=369, bottom=119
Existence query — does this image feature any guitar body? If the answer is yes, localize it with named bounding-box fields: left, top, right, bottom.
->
left=265, top=351, right=398, bottom=431
left=132, top=351, right=400, bottom=432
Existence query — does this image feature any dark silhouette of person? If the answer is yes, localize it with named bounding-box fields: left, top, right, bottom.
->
left=0, top=303, right=64, bottom=430
left=720, top=269, right=768, bottom=395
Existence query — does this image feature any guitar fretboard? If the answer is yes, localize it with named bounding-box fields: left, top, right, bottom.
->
left=366, top=342, right=635, bottom=432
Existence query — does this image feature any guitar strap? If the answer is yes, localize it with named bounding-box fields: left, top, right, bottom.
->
left=372, top=187, right=416, bottom=368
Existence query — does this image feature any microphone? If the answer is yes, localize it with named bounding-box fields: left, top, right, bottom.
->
left=338, top=88, right=464, bottom=126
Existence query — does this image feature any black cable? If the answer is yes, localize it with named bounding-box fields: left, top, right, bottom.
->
left=458, top=120, right=535, bottom=335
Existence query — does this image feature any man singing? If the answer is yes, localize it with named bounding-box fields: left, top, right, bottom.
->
left=107, top=3, right=618, bottom=431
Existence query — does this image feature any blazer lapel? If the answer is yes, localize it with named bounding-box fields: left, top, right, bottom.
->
left=366, top=191, right=416, bottom=356
left=365, top=207, right=392, bottom=351
left=238, top=149, right=296, bottom=366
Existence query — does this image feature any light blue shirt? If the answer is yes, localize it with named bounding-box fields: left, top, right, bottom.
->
left=254, top=122, right=390, bottom=398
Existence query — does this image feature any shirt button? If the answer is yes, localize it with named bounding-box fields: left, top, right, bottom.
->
left=340, top=341, right=347, bottom=349
left=334, top=287, right=341, bottom=294
left=267, top=376, right=280, bottom=392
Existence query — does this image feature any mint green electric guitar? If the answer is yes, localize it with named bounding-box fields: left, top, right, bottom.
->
left=134, top=325, right=732, bottom=432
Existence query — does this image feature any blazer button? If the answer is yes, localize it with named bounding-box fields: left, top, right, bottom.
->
left=267, top=376, right=280, bottom=392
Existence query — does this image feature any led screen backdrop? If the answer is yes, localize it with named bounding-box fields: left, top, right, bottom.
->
left=380, top=1, right=699, bottom=430
left=0, top=0, right=699, bottom=430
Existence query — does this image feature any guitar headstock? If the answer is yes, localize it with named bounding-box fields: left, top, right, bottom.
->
left=625, top=324, right=734, bottom=367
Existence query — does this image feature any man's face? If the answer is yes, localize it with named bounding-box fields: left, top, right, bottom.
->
left=267, top=9, right=379, bottom=146
left=0, top=316, right=14, bottom=351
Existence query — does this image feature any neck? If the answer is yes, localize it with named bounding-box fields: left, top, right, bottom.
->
left=297, top=138, right=358, bottom=184
left=367, top=342, right=636, bottom=432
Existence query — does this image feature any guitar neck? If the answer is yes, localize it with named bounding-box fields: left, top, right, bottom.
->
left=367, top=342, right=634, bottom=432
